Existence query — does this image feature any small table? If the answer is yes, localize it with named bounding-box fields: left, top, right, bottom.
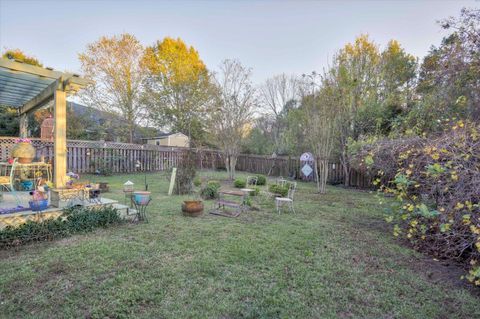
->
left=0, top=162, right=52, bottom=190
left=211, top=190, right=245, bottom=217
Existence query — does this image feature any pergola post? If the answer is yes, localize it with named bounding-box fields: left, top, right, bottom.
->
left=53, top=88, right=67, bottom=188
left=19, top=113, right=28, bottom=138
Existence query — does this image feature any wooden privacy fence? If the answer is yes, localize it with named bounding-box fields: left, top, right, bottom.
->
left=0, top=137, right=373, bottom=188
left=234, top=154, right=373, bottom=188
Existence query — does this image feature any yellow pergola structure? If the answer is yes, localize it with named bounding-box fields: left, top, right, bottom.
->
left=0, top=58, right=89, bottom=187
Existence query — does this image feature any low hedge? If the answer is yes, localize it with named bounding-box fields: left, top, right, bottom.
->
left=0, top=205, right=122, bottom=248
left=269, top=184, right=288, bottom=197
left=200, top=180, right=221, bottom=200
left=234, top=179, right=246, bottom=188
left=255, top=174, right=267, bottom=186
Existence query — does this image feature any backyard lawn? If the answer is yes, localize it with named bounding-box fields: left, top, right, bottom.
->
left=0, top=170, right=479, bottom=318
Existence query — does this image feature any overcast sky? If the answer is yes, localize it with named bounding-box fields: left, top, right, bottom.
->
left=0, top=0, right=477, bottom=84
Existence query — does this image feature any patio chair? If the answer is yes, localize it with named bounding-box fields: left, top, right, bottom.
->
left=0, top=159, right=21, bottom=206
left=276, top=176, right=287, bottom=187
left=275, top=182, right=297, bottom=214
left=0, top=158, right=17, bottom=192
left=246, top=176, right=258, bottom=186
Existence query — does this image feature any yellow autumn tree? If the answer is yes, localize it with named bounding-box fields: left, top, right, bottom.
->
left=142, top=37, right=215, bottom=144
left=79, top=33, right=147, bottom=143
left=334, top=34, right=381, bottom=186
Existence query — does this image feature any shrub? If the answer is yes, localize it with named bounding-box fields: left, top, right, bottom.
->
left=269, top=184, right=288, bottom=197
left=352, top=121, right=480, bottom=286
left=255, top=174, right=267, bottom=186
left=207, top=180, right=221, bottom=189
left=0, top=206, right=122, bottom=248
left=193, top=176, right=202, bottom=187
left=250, top=186, right=260, bottom=196
left=233, top=179, right=246, bottom=188
left=200, top=181, right=221, bottom=200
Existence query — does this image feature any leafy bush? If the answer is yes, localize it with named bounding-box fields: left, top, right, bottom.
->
left=255, top=174, right=267, bottom=186
left=233, top=179, right=246, bottom=188
left=207, top=180, right=220, bottom=189
left=193, top=176, right=202, bottom=187
left=352, top=121, right=480, bottom=286
left=269, top=184, right=288, bottom=197
left=0, top=206, right=122, bottom=248
left=200, top=181, right=221, bottom=200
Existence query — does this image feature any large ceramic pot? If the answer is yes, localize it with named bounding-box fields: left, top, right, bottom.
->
left=182, top=200, right=204, bottom=217
left=11, top=142, right=35, bottom=164
left=133, top=191, right=151, bottom=205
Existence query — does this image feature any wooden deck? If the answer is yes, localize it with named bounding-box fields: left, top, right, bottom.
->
left=0, top=192, right=132, bottom=229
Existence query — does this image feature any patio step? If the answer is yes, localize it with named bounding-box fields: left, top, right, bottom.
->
left=112, top=203, right=137, bottom=221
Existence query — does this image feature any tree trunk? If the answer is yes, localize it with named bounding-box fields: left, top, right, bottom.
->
left=224, top=155, right=230, bottom=179
left=314, top=157, right=320, bottom=192
left=318, top=159, right=329, bottom=194
left=340, top=147, right=350, bottom=187
left=229, top=155, right=237, bottom=180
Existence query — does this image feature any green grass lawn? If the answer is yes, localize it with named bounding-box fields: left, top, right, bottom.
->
left=0, top=170, right=479, bottom=318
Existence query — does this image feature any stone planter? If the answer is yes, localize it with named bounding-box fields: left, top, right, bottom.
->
left=11, top=142, right=35, bottom=164
left=182, top=200, right=204, bottom=217
left=50, top=188, right=87, bottom=208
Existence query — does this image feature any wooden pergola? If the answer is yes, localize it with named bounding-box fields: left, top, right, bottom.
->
left=0, top=58, right=89, bottom=187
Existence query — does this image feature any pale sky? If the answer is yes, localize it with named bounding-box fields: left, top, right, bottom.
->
left=0, top=0, right=477, bottom=84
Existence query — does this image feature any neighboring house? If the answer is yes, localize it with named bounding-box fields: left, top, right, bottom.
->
left=143, top=132, right=190, bottom=147
left=68, top=102, right=157, bottom=143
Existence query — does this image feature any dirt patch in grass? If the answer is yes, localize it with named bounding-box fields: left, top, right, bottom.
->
left=349, top=214, right=480, bottom=297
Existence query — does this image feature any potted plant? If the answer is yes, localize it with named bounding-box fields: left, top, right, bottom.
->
left=11, top=138, right=35, bottom=164
left=182, top=199, right=204, bottom=217
left=28, top=190, right=49, bottom=211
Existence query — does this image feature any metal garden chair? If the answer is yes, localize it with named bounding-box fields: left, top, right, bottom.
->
left=246, top=176, right=258, bottom=186
left=275, top=182, right=297, bottom=214
left=0, top=158, right=21, bottom=206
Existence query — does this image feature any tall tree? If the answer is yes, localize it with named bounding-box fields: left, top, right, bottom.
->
left=335, top=34, right=380, bottom=186
left=410, top=8, right=480, bottom=133
left=210, top=59, right=257, bottom=180
left=79, top=33, right=146, bottom=143
left=142, top=37, right=215, bottom=145
left=259, top=74, right=299, bottom=154
left=377, top=40, right=417, bottom=134
left=302, top=72, right=339, bottom=194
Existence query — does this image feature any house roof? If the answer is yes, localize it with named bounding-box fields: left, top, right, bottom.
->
left=0, top=58, right=89, bottom=114
left=142, top=132, right=188, bottom=140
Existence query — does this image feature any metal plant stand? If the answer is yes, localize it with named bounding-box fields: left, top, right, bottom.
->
left=132, top=199, right=151, bottom=222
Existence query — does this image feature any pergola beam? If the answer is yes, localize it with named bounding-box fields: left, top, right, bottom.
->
left=0, top=58, right=65, bottom=79
left=19, top=79, right=60, bottom=115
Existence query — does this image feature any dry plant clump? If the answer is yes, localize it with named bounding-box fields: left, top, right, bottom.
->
left=351, top=121, right=480, bottom=285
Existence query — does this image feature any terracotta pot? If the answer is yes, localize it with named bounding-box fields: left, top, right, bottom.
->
left=182, top=200, right=204, bottom=217
left=11, top=142, right=35, bottom=164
